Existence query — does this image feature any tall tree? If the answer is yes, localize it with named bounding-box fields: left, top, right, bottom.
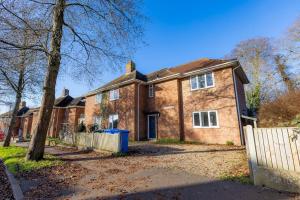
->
left=229, top=37, right=274, bottom=114
left=274, top=54, right=295, bottom=92
left=0, top=7, right=46, bottom=147
left=0, top=0, right=144, bottom=160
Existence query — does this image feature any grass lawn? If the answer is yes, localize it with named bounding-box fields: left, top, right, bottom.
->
left=154, top=138, right=201, bottom=145
left=0, top=146, right=63, bottom=174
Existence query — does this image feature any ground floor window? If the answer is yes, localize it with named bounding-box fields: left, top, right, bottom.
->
left=93, top=115, right=102, bottom=129
left=193, top=111, right=218, bottom=128
left=109, top=114, right=118, bottom=129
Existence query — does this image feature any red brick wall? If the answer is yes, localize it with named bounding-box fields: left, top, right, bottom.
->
left=84, top=67, right=246, bottom=145
left=31, top=111, right=39, bottom=135
left=0, top=118, right=10, bottom=132
left=47, top=108, right=66, bottom=137
left=181, top=67, right=241, bottom=145
left=145, top=79, right=181, bottom=140
left=85, top=83, right=137, bottom=140
left=66, top=107, right=84, bottom=132
left=21, top=116, right=32, bottom=138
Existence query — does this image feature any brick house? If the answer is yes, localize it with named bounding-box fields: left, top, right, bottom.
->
left=85, top=58, right=249, bottom=145
left=31, top=89, right=85, bottom=138
left=0, top=89, right=85, bottom=139
left=0, top=101, right=29, bottom=139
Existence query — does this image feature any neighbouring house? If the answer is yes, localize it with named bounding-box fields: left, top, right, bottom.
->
left=0, top=89, right=85, bottom=140
left=0, top=101, right=29, bottom=139
left=85, top=58, right=249, bottom=145
left=31, top=89, right=86, bottom=138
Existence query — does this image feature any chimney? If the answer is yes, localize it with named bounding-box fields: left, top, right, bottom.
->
left=126, top=60, right=136, bottom=74
left=20, top=101, right=26, bottom=108
left=62, top=88, right=69, bottom=96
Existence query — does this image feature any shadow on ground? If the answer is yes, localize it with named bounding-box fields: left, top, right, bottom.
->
left=98, top=180, right=297, bottom=200
left=52, top=144, right=244, bottom=162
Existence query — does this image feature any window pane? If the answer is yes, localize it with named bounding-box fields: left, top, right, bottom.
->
left=109, top=115, right=113, bottom=128
left=206, top=73, right=213, bottom=87
left=201, top=112, right=209, bottom=127
left=96, top=93, right=102, bottom=103
left=193, top=113, right=200, bottom=126
left=191, top=76, right=198, bottom=89
left=115, top=89, right=119, bottom=99
left=149, top=85, right=154, bottom=97
left=209, top=112, right=217, bottom=126
left=113, top=114, right=118, bottom=129
left=110, top=90, right=114, bottom=100
left=198, top=74, right=206, bottom=88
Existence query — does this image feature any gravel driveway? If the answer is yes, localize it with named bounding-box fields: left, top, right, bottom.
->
left=17, top=142, right=299, bottom=200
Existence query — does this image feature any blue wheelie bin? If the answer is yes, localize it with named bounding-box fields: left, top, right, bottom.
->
left=103, top=129, right=129, bottom=153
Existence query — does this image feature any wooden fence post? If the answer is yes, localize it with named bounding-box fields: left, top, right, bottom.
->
left=244, top=125, right=258, bottom=183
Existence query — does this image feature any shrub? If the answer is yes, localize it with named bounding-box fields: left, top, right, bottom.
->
left=258, top=90, right=300, bottom=127
left=77, top=122, right=86, bottom=132
left=226, top=141, right=234, bottom=146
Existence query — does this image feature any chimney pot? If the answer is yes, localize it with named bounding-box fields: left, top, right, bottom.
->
left=62, top=88, right=69, bottom=96
left=20, top=101, right=26, bottom=108
left=126, top=60, right=136, bottom=74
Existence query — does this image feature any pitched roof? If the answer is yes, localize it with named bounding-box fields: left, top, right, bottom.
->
left=54, top=95, right=73, bottom=107
left=68, top=97, right=85, bottom=107
left=87, top=70, right=147, bottom=96
left=86, top=58, right=246, bottom=96
left=0, top=106, right=29, bottom=118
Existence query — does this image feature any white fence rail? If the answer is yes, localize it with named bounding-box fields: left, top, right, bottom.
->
left=244, top=125, right=300, bottom=193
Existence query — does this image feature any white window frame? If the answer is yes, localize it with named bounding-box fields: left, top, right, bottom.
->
left=93, top=115, right=102, bottom=128
left=192, top=110, right=219, bottom=128
left=95, top=93, right=102, bottom=104
left=109, top=89, right=119, bottom=101
left=108, top=114, right=119, bottom=129
left=190, top=72, right=215, bottom=91
left=148, top=84, right=154, bottom=98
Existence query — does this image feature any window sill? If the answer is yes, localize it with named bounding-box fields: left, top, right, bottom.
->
left=190, top=85, right=215, bottom=92
left=193, top=126, right=219, bottom=129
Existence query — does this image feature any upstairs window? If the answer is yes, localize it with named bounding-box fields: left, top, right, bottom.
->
left=149, top=84, right=154, bottom=97
left=95, top=93, right=102, bottom=104
left=109, top=114, right=118, bottom=129
left=190, top=72, right=214, bottom=90
left=109, top=89, right=119, bottom=101
left=193, top=111, right=218, bottom=128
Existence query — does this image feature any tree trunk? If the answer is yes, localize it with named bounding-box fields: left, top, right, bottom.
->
left=26, top=0, right=65, bottom=161
left=3, top=92, right=22, bottom=147
left=3, top=55, right=25, bottom=147
left=275, top=55, right=295, bottom=92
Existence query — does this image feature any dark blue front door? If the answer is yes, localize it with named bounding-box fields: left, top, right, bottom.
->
left=148, top=115, right=156, bottom=139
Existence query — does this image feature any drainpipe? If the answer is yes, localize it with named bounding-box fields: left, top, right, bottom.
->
left=137, top=83, right=140, bottom=141
left=233, top=65, right=244, bottom=145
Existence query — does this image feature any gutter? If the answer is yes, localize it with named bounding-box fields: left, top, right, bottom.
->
left=85, top=60, right=239, bottom=96
left=137, top=83, right=140, bottom=141
left=232, top=65, right=244, bottom=145
left=182, top=60, right=238, bottom=77
left=86, top=79, right=141, bottom=97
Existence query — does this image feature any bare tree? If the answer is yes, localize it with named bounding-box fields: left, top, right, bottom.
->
left=284, top=16, right=300, bottom=87
left=274, top=54, right=296, bottom=92
left=229, top=37, right=274, bottom=113
left=0, top=0, right=144, bottom=160
left=0, top=6, right=46, bottom=147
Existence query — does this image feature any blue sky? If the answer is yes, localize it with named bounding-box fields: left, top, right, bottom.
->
left=1, top=0, right=300, bottom=113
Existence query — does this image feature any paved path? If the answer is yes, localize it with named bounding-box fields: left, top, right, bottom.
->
left=18, top=143, right=299, bottom=200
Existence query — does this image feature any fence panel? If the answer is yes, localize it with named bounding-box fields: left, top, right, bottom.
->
left=245, top=125, right=300, bottom=193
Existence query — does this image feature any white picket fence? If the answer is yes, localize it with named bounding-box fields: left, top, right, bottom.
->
left=244, top=125, right=300, bottom=193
